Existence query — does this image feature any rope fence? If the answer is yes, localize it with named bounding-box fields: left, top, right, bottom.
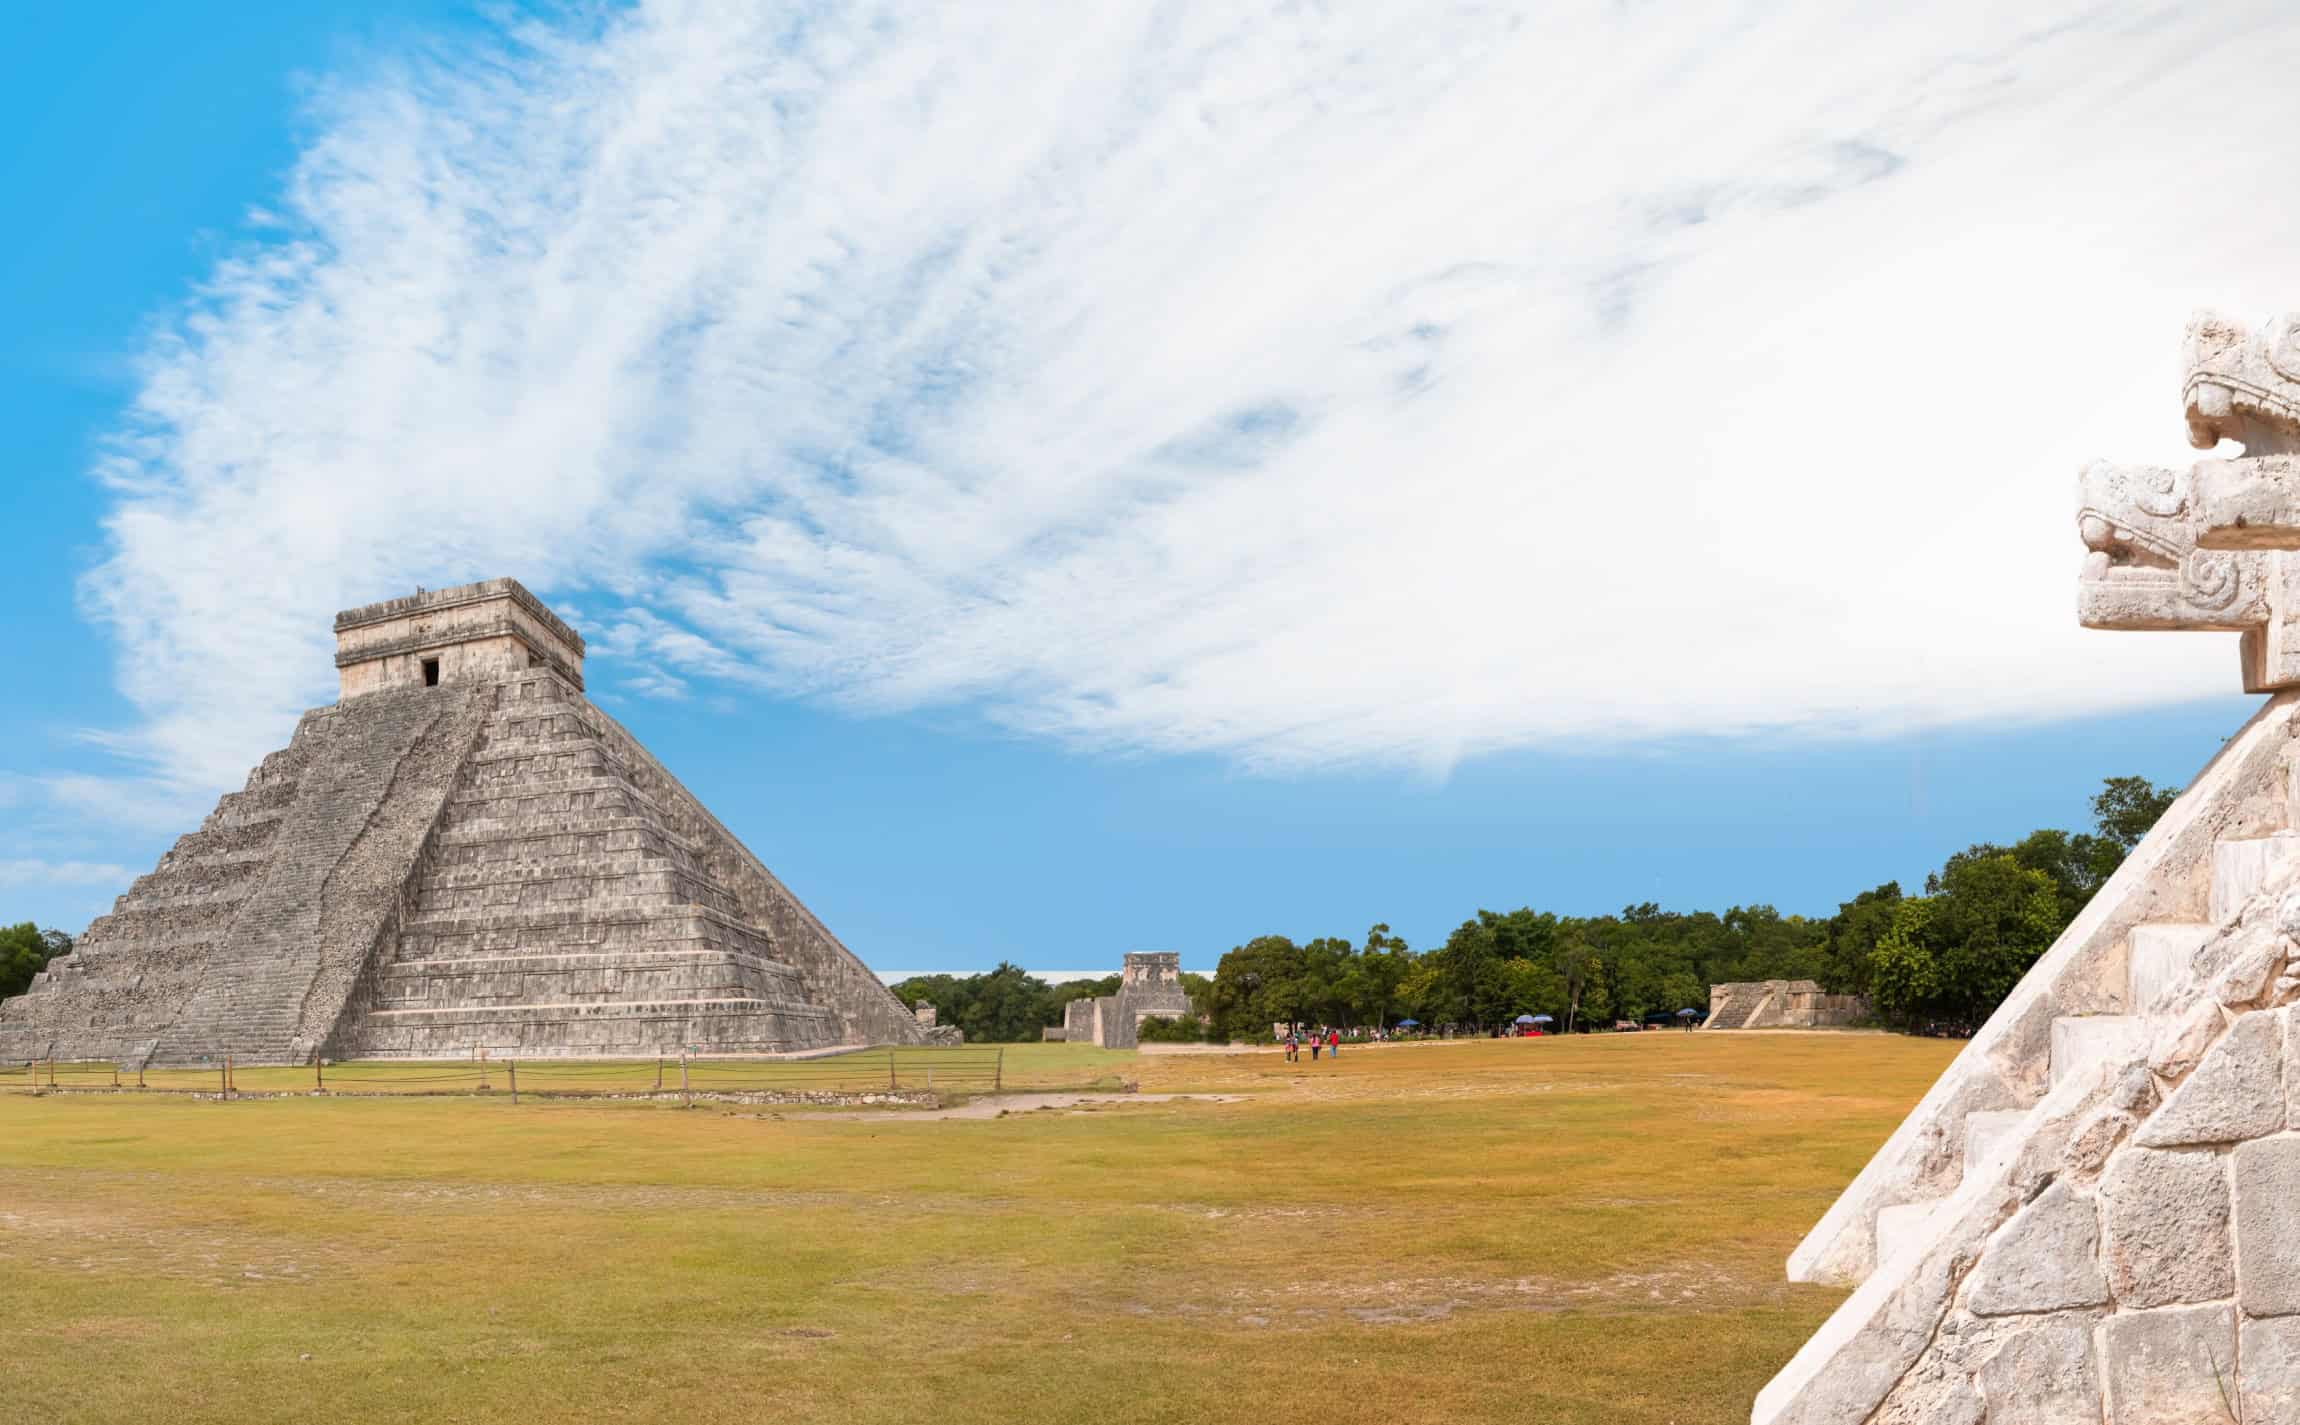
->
left=5, top=1045, right=1005, bottom=1103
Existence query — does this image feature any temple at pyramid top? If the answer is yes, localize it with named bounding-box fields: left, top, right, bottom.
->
left=335, top=577, right=587, bottom=696
left=1, top=578, right=943, bottom=1067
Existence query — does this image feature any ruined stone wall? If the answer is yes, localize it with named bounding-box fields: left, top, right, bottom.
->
left=1705, top=980, right=1867, bottom=1030
left=1094, top=995, right=1136, bottom=1050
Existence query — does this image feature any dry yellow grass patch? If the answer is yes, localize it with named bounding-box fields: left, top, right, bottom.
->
left=0, top=1033, right=1952, bottom=1425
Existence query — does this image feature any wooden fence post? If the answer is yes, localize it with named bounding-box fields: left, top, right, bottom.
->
left=680, top=1050, right=690, bottom=1108
left=509, top=1061, right=518, bottom=1106
left=222, top=1056, right=232, bottom=1101
left=888, top=1046, right=898, bottom=1092
left=45, top=1058, right=56, bottom=1089
left=655, top=1057, right=664, bottom=1092
left=111, top=1063, right=119, bottom=1089
left=995, top=1047, right=1004, bottom=1093
left=315, top=1059, right=325, bottom=1093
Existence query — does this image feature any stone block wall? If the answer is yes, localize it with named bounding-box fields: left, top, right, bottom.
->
left=1786, top=693, right=2300, bottom=1291
left=1755, top=907, right=2300, bottom=1423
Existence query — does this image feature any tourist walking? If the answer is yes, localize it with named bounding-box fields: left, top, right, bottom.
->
left=1326, top=1027, right=1340, bottom=1058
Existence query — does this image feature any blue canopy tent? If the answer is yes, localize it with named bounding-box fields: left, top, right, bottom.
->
left=1531, top=1014, right=1555, bottom=1024
left=1513, top=1014, right=1537, bottom=1025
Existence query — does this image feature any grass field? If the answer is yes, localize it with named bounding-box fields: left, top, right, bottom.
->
left=0, top=1034, right=1956, bottom=1425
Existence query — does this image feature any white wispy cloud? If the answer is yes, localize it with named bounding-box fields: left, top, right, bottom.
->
left=0, top=859, right=137, bottom=889
left=69, top=0, right=2300, bottom=803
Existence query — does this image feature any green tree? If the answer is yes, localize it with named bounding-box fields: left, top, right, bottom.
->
left=1207, top=936, right=1310, bottom=1040
left=1822, top=882, right=1902, bottom=996
left=954, top=963, right=1061, bottom=1043
left=0, top=923, right=68, bottom=1001
left=1868, top=855, right=2063, bottom=1028
left=2093, top=775, right=2178, bottom=852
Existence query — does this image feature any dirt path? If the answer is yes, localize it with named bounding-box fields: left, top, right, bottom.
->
left=781, top=1091, right=1243, bottom=1120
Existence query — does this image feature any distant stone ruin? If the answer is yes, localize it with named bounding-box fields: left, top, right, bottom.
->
left=1703, top=980, right=1865, bottom=1030
left=1043, top=952, right=1194, bottom=1049
left=0, top=578, right=949, bottom=1067
left=1756, top=313, right=2300, bottom=1423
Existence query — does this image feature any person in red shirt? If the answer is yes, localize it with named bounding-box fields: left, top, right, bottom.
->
left=1326, top=1028, right=1340, bottom=1058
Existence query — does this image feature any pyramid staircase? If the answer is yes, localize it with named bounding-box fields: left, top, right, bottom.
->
left=1706, top=989, right=1766, bottom=1030
left=0, top=747, right=307, bottom=1065
left=1755, top=690, right=2300, bottom=1423
left=334, top=672, right=839, bottom=1057
left=0, top=686, right=495, bottom=1067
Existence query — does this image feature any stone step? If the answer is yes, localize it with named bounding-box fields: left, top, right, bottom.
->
left=2048, top=1014, right=2160, bottom=1090
left=1868, top=1108, right=2032, bottom=1271
left=2209, top=831, right=2300, bottom=922
left=432, top=814, right=674, bottom=845
left=376, top=948, right=797, bottom=979
left=1874, top=1200, right=1940, bottom=1266
left=2126, top=921, right=2215, bottom=1012
left=1960, top=1109, right=2029, bottom=1181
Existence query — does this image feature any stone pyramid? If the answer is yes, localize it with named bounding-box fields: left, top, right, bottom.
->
left=0, top=579, right=940, bottom=1067
left=1756, top=313, right=2300, bottom=1422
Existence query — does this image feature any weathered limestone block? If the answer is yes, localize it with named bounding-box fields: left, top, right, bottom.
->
left=2148, top=995, right=2231, bottom=1085
left=2205, top=918, right=2290, bottom=1009
left=2239, top=1315, right=2300, bottom=1420
left=2100, top=1147, right=2232, bottom=1307
left=1971, top=1314, right=2101, bottom=1425
left=1963, top=1181, right=2105, bottom=1317
left=2060, top=1064, right=2157, bottom=1179
left=2133, top=1007, right=2286, bottom=1146
left=2099, top=1303, right=2239, bottom=1425
left=2288, top=1005, right=2300, bottom=1129
left=1869, top=1367, right=1981, bottom=1425
left=2234, top=1134, right=2300, bottom=1317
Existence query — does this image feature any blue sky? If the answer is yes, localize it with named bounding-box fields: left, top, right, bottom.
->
left=1, top=2, right=2286, bottom=975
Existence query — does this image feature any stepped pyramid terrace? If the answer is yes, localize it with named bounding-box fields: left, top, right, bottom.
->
left=0, top=578, right=943, bottom=1067
left=1755, top=312, right=2300, bottom=1423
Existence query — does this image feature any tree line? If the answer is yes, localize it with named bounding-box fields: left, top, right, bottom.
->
left=2, top=774, right=2177, bottom=1043
left=886, top=775, right=2174, bottom=1042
